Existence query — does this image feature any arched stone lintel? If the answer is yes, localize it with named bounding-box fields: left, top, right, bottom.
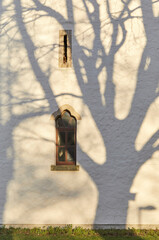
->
left=51, top=104, right=81, bottom=120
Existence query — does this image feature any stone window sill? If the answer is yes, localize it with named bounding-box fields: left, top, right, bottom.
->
left=51, top=165, right=79, bottom=171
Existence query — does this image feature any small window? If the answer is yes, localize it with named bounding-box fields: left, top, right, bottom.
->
left=59, top=30, right=72, bottom=68
left=51, top=105, right=81, bottom=171
left=56, top=110, right=76, bottom=165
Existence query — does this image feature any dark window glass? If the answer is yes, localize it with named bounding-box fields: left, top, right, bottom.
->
left=58, top=132, right=65, bottom=146
left=58, top=147, right=65, bottom=162
left=67, top=147, right=75, bottom=162
left=70, top=117, right=76, bottom=127
left=56, top=111, right=76, bottom=165
left=62, top=111, right=70, bottom=127
left=67, top=132, right=75, bottom=145
left=56, top=118, right=63, bottom=127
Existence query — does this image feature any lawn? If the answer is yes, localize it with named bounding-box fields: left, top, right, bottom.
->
left=0, top=226, right=159, bottom=240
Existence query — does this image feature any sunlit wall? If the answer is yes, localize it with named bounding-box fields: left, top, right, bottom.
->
left=0, top=0, right=159, bottom=227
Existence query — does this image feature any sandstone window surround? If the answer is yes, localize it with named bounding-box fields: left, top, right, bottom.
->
left=51, top=105, right=81, bottom=171
left=59, top=30, right=72, bottom=68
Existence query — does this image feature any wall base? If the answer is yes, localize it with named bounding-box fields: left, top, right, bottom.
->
left=0, top=224, right=159, bottom=229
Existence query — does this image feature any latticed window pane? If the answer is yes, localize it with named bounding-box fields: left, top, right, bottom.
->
left=69, top=117, right=76, bottom=127
left=58, top=132, right=65, bottom=146
left=56, top=111, right=76, bottom=128
left=62, top=111, right=70, bottom=127
left=67, top=132, right=75, bottom=145
left=56, top=118, right=63, bottom=127
left=56, top=110, right=76, bottom=165
left=67, top=147, right=75, bottom=162
left=58, top=147, right=65, bottom=162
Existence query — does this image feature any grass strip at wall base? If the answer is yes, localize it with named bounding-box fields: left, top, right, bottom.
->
left=0, top=225, right=159, bottom=240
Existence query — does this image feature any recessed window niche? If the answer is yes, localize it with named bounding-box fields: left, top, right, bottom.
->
left=51, top=104, right=81, bottom=171
left=59, top=30, right=72, bottom=68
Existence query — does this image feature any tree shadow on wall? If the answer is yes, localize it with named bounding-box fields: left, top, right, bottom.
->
left=0, top=0, right=159, bottom=232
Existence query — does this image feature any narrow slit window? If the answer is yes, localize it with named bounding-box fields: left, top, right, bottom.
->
left=63, top=34, right=67, bottom=63
left=59, top=30, right=72, bottom=68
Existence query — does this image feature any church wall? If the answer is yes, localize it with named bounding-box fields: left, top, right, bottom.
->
left=0, top=0, right=159, bottom=227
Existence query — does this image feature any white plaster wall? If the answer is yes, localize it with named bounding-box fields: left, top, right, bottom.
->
left=0, top=0, right=159, bottom=226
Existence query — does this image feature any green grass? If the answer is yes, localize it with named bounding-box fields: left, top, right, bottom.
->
left=0, top=225, right=159, bottom=240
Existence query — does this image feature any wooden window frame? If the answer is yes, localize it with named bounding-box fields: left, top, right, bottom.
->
left=56, top=111, right=76, bottom=165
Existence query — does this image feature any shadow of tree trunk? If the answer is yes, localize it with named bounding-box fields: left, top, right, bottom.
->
left=0, top=0, right=158, bottom=230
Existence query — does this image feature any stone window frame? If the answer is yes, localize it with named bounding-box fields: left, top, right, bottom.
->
left=59, top=30, right=72, bottom=68
left=51, top=105, right=81, bottom=171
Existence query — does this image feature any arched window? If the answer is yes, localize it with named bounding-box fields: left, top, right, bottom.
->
left=56, top=110, right=76, bottom=165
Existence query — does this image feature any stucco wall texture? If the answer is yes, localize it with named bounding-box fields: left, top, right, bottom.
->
left=0, top=0, right=159, bottom=228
